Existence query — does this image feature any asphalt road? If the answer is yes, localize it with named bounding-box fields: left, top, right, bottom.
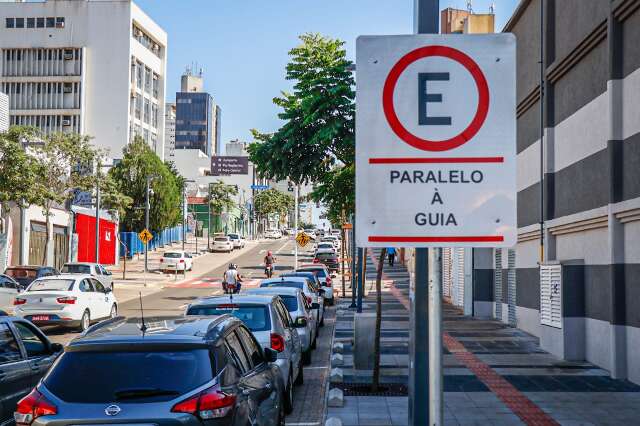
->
left=47, top=237, right=315, bottom=344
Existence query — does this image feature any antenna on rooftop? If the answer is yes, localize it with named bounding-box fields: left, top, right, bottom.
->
left=467, top=0, right=473, bottom=13
left=489, top=2, right=495, bottom=14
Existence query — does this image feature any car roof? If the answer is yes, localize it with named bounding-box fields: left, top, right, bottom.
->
left=190, top=294, right=278, bottom=306
left=261, top=276, right=309, bottom=285
left=69, top=315, right=240, bottom=349
left=245, top=287, right=303, bottom=297
left=64, top=262, right=96, bottom=266
left=6, top=265, right=50, bottom=270
left=298, top=264, right=328, bottom=270
left=35, top=274, right=92, bottom=281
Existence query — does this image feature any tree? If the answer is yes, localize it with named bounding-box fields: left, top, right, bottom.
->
left=30, top=132, right=99, bottom=264
left=207, top=180, right=238, bottom=233
left=372, top=248, right=387, bottom=392
left=254, top=189, right=294, bottom=224
left=0, top=127, right=40, bottom=211
left=109, top=137, right=183, bottom=233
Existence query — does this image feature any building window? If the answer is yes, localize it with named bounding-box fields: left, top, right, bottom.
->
left=27, top=18, right=35, bottom=28
left=152, top=73, right=159, bottom=98
left=6, top=18, right=15, bottom=29
left=143, top=129, right=149, bottom=143
left=37, top=17, right=44, bottom=28
left=135, top=94, right=142, bottom=120
left=144, top=67, right=151, bottom=93
left=130, top=59, right=135, bottom=84
left=143, top=99, right=150, bottom=124
left=46, top=17, right=55, bottom=28
left=136, top=62, right=143, bottom=89
left=151, top=104, right=158, bottom=128
left=134, top=124, right=142, bottom=138
left=55, top=17, right=65, bottom=28
left=15, top=18, right=24, bottom=28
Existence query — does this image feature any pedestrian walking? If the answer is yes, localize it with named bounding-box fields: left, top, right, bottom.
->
left=387, top=247, right=396, bottom=267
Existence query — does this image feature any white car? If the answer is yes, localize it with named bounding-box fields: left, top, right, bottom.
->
left=159, top=250, right=193, bottom=272
left=297, top=264, right=335, bottom=305
left=13, top=275, right=118, bottom=331
left=265, top=230, right=280, bottom=239
left=61, top=262, right=113, bottom=289
left=314, top=242, right=336, bottom=254
left=260, top=276, right=325, bottom=328
left=0, top=274, right=23, bottom=312
left=212, top=236, right=234, bottom=252
left=228, top=233, right=245, bottom=249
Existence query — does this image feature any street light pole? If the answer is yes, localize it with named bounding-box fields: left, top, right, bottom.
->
left=144, top=176, right=150, bottom=276
left=294, top=185, right=299, bottom=269
left=94, top=164, right=101, bottom=264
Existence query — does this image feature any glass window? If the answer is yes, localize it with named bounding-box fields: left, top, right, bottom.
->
left=130, top=60, right=136, bottom=83
left=144, top=67, right=151, bottom=93
left=36, top=18, right=44, bottom=28
left=274, top=301, right=291, bottom=328
left=280, top=295, right=299, bottom=312
left=15, top=18, right=24, bottom=28
left=135, top=94, right=142, bottom=119
left=151, top=104, right=158, bottom=127
left=260, top=281, right=303, bottom=291
left=13, top=322, right=48, bottom=358
left=27, top=18, right=35, bottom=28
left=55, top=17, right=65, bottom=28
left=187, top=304, right=271, bottom=332
left=225, top=331, right=250, bottom=373
left=28, top=279, right=74, bottom=292
left=152, top=74, right=159, bottom=98
left=78, top=279, right=93, bottom=292
left=143, top=98, right=150, bottom=123
left=236, top=326, right=263, bottom=368
left=143, top=129, right=149, bottom=143
left=46, top=17, right=55, bottom=28
left=44, top=350, right=214, bottom=403
left=92, top=280, right=105, bottom=293
left=6, top=18, right=15, bottom=29
left=136, top=62, right=143, bottom=89
left=0, top=324, right=22, bottom=364
left=61, top=264, right=91, bottom=274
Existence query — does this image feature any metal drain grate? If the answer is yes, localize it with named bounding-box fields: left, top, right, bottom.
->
left=335, top=383, right=408, bottom=396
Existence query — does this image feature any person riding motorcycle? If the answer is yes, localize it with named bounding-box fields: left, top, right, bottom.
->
left=222, top=263, right=243, bottom=294
left=264, top=251, right=276, bottom=278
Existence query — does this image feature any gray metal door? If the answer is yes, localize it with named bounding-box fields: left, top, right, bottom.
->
left=494, top=249, right=502, bottom=320
left=507, top=249, right=516, bottom=326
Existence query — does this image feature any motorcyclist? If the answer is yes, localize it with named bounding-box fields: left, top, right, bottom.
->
left=264, top=251, right=276, bottom=278
left=222, top=263, right=243, bottom=294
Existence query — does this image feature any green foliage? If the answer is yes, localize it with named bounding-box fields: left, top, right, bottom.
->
left=0, top=127, right=40, bottom=209
left=109, top=137, right=183, bottom=232
left=207, top=180, right=238, bottom=215
left=248, top=33, right=356, bottom=221
left=254, top=189, right=294, bottom=219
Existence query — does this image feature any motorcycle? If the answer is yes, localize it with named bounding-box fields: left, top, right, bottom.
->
left=265, top=264, right=273, bottom=278
left=222, top=281, right=241, bottom=294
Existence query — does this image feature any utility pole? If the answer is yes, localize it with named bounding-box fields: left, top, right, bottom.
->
left=294, top=185, right=299, bottom=269
left=350, top=214, right=357, bottom=308
left=144, top=176, right=151, bottom=276
left=410, top=2, right=439, bottom=426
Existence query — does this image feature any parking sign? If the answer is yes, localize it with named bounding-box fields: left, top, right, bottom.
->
left=356, top=35, right=516, bottom=247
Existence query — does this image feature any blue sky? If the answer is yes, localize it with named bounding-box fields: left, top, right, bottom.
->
left=135, top=0, right=519, bottom=150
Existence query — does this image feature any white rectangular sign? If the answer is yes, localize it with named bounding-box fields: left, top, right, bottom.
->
left=356, top=35, right=516, bottom=248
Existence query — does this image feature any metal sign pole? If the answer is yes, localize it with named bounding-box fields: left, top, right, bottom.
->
left=294, top=185, right=299, bottom=269
left=350, top=215, right=357, bottom=308
left=356, top=247, right=364, bottom=313
left=410, top=1, right=438, bottom=425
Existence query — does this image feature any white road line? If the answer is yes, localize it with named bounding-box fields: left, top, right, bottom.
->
left=285, top=423, right=320, bottom=426
left=275, top=239, right=290, bottom=254
left=259, top=249, right=266, bottom=254
left=304, top=366, right=328, bottom=370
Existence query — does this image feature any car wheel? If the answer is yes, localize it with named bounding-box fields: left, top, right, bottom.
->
left=110, top=304, right=117, bottom=319
left=302, top=349, right=312, bottom=365
left=295, top=359, right=304, bottom=385
left=283, top=371, right=294, bottom=414
left=79, top=310, right=90, bottom=332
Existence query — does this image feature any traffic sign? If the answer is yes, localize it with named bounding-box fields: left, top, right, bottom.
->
left=251, top=184, right=269, bottom=191
left=342, top=223, right=353, bottom=230
left=295, top=232, right=311, bottom=248
left=139, top=229, right=153, bottom=244
left=355, top=35, right=516, bottom=247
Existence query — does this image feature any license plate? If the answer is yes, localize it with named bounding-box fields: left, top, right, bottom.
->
left=31, top=315, right=50, bottom=321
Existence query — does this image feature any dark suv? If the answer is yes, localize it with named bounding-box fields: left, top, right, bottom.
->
left=0, top=313, right=62, bottom=425
left=14, top=316, right=285, bottom=426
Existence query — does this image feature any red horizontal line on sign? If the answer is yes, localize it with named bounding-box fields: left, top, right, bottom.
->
left=368, top=157, right=504, bottom=164
left=368, top=236, right=505, bottom=243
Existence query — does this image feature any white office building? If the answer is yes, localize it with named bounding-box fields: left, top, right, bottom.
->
left=0, top=91, right=8, bottom=132
left=0, top=0, right=168, bottom=160
left=164, top=102, right=175, bottom=161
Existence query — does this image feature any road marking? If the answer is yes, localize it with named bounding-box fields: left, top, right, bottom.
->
left=304, top=366, right=328, bottom=370
left=285, top=423, right=320, bottom=426
left=275, top=240, right=290, bottom=254
left=259, top=249, right=266, bottom=254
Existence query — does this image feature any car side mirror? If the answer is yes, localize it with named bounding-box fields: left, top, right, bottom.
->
left=263, top=347, right=278, bottom=363
left=50, top=343, right=63, bottom=353
left=106, top=271, right=112, bottom=276
left=311, top=302, right=320, bottom=309
left=294, top=317, right=308, bottom=328
left=105, top=287, right=112, bottom=293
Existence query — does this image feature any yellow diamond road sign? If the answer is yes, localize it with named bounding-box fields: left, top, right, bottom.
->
left=139, top=229, right=153, bottom=244
left=295, top=232, right=311, bottom=248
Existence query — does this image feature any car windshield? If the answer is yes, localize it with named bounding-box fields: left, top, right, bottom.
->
left=228, top=234, right=238, bottom=239
left=28, top=279, right=74, bottom=292
left=261, top=281, right=304, bottom=291
left=61, top=264, right=91, bottom=274
left=163, top=253, right=182, bottom=258
left=44, top=350, right=214, bottom=403
left=5, top=268, right=37, bottom=279
left=299, top=268, right=327, bottom=278
left=215, top=238, right=228, bottom=242
left=318, top=243, right=333, bottom=248
left=316, top=253, right=337, bottom=260
left=187, top=304, right=271, bottom=331
left=280, top=295, right=299, bottom=312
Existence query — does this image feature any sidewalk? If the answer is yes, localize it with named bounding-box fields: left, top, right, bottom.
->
left=326, top=250, right=640, bottom=426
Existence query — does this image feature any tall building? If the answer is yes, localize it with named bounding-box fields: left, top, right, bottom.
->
left=164, top=102, right=176, bottom=161
left=174, top=69, right=219, bottom=156
left=0, top=92, right=8, bottom=132
left=0, top=0, right=168, bottom=160
left=441, top=6, right=495, bottom=34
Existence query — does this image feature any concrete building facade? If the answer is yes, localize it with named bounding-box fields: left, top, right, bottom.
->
left=0, top=0, right=167, bottom=160
left=164, top=102, right=175, bottom=160
left=471, top=0, right=640, bottom=385
left=440, top=7, right=495, bottom=34
left=0, top=91, right=8, bottom=132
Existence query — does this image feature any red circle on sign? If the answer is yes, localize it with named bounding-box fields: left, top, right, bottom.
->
left=382, top=45, right=490, bottom=152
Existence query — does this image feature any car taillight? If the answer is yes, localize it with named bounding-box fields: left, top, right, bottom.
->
left=171, top=385, right=236, bottom=419
left=313, top=258, right=319, bottom=263
left=179, top=259, right=185, bottom=263
left=56, top=296, right=76, bottom=304
left=160, top=258, right=164, bottom=262
left=306, top=296, right=313, bottom=305
left=14, top=298, right=26, bottom=305
left=270, top=333, right=285, bottom=352
left=325, top=277, right=332, bottom=287
left=14, top=389, right=57, bottom=426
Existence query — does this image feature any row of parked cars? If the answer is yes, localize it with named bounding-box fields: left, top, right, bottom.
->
left=0, top=261, right=337, bottom=426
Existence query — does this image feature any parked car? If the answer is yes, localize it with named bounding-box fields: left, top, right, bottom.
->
left=245, top=287, right=317, bottom=364
left=212, top=236, right=234, bottom=253
left=3, top=266, right=59, bottom=290
left=159, top=251, right=193, bottom=273
left=13, top=275, right=118, bottom=331
left=296, top=264, right=335, bottom=306
left=314, top=251, right=340, bottom=272
left=264, top=230, right=281, bottom=239
left=61, top=262, right=113, bottom=289
left=260, top=276, right=325, bottom=327
left=314, top=242, right=336, bottom=254
left=227, top=233, right=246, bottom=249
left=14, top=316, right=285, bottom=426
left=0, top=274, right=24, bottom=312
left=0, top=314, right=63, bottom=426
left=321, top=236, right=341, bottom=251
left=186, top=294, right=303, bottom=413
